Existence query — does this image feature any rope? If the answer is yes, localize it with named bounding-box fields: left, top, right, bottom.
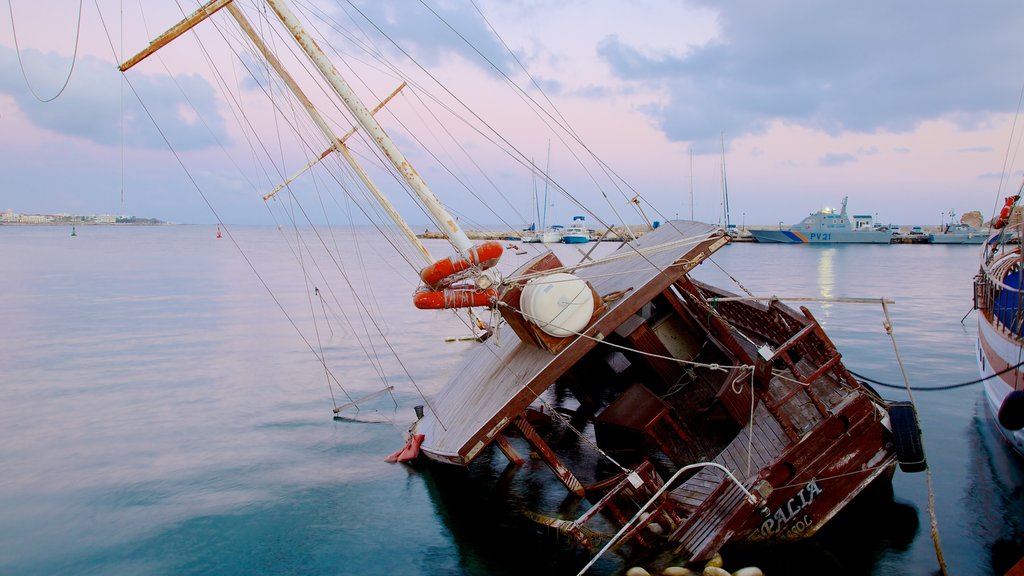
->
left=536, top=397, right=630, bottom=475
left=7, top=0, right=84, bottom=102
left=773, top=462, right=894, bottom=490
left=497, top=233, right=713, bottom=289
left=879, top=301, right=948, bottom=576
left=494, top=300, right=744, bottom=372
left=849, top=358, right=1024, bottom=392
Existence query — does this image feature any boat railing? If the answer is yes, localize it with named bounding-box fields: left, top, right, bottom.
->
left=576, top=462, right=758, bottom=576
left=979, top=249, right=1024, bottom=337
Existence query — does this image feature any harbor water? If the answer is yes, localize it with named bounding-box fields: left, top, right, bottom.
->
left=1, top=224, right=1022, bottom=575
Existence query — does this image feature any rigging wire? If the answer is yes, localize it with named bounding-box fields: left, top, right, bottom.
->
left=105, top=1, right=414, bottom=413
left=299, top=0, right=529, bottom=237
left=7, top=0, right=84, bottom=102
left=113, top=71, right=353, bottom=405
left=285, top=3, right=458, bottom=239
left=341, top=0, right=620, bottom=233
left=460, top=0, right=645, bottom=234
left=227, top=4, right=487, bottom=397
left=994, top=80, right=1024, bottom=214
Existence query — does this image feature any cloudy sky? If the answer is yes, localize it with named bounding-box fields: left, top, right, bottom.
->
left=2, top=0, right=1023, bottom=229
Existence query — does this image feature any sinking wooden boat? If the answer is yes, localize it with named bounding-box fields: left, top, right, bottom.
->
left=410, top=220, right=905, bottom=564
left=118, top=1, right=915, bottom=568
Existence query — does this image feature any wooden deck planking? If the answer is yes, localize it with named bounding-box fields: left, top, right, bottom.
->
left=678, top=483, right=749, bottom=558
left=419, top=342, right=552, bottom=458
left=768, top=356, right=848, bottom=438
left=416, top=222, right=728, bottom=463
left=670, top=403, right=787, bottom=511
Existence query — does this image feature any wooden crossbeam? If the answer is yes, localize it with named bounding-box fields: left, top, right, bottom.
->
left=512, top=415, right=585, bottom=496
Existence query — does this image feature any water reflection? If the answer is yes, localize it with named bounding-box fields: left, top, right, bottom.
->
left=967, top=396, right=1024, bottom=575
left=724, top=479, right=919, bottom=576
left=816, top=247, right=836, bottom=319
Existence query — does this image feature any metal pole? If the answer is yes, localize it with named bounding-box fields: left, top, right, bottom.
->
left=263, top=0, right=473, bottom=255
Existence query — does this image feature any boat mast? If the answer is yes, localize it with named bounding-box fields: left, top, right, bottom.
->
left=542, top=140, right=551, bottom=233
left=224, top=3, right=432, bottom=265
left=263, top=0, right=474, bottom=256
left=720, top=133, right=730, bottom=229
left=118, top=0, right=436, bottom=263
left=689, top=146, right=694, bottom=220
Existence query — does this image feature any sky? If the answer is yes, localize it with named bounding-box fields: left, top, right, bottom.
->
left=2, top=0, right=1023, bottom=229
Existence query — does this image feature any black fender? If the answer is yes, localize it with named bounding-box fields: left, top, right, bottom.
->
left=998, top=390, right=1024, bottom=431
left=888, top=401, right=927, bottom=473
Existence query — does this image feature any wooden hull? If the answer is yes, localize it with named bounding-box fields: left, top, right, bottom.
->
left=411, top=221, right=900, bottom=563
left=693, top=395, right=894, bottom=554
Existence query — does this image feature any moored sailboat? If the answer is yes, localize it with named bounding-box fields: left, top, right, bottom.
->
left=975, top=190, right=1024, bottom=455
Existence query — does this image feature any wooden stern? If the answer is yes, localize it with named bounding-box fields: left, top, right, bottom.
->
left=413, top=221, right=729, bottom=464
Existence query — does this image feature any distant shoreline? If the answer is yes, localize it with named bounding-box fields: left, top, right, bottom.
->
left=1, top=212, right=165, bottom=225
left=0, top=222, right=168, bottom=226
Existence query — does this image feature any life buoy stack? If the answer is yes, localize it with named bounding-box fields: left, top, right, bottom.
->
left=413, top=285, right=497, bottom=309
left=412, top=240, right=503, bottom=309
left=993, top=195, right=1020, bottom=229
left=419, top=240, right=503, bottom=289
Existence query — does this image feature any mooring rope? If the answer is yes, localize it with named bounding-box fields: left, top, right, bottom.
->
left=849, top=358, right=1024, bottom=391
left=880, top=301, right=948, bottom=576
left=536, top=397, right=630, bottom=475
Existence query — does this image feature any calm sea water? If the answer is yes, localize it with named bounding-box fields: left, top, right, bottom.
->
left=1, top=225, right=1022, bottom=575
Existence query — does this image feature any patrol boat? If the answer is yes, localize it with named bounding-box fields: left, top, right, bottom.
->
left=750, top=196, right=893, bottom=244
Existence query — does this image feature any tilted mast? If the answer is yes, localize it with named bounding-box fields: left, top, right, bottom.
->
left=263, top=0, right=474, bottom=256
left=120, top=0, right=475, bottom=260
left=223, top=3, right=432, bottom=265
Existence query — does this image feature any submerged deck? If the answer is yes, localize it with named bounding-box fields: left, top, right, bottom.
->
left=414, top=221, right=729, bottom=463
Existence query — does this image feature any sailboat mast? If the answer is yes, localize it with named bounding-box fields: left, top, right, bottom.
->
left=224, top=4, right=432, bottom=265
left=542, top=140, right=551, bottom=232
left=720, top=133, right=730, bottom=229
left=689, top=146, right=694, bottom=220
left=263, top=0, right=474, bottom=255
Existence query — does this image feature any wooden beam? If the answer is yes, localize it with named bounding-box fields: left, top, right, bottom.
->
left=493, top=434, right=525, bottom=466
left=513, top=416, right=585, bottom=496
left=119, top=0, right=233, bottom=71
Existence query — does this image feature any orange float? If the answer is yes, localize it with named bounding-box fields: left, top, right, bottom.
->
left=994, top=195, right=1019, bottom=229
left=385, top=434, right=425, bottom=463
left=413, top=286, right=497, bottom=309
left=419, top=240, right=503, bottom=289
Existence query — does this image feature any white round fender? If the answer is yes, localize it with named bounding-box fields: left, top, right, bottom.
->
left=520, top=272, right=595, bottom=338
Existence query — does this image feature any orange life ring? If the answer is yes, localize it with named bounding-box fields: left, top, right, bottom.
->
left=419, top=240, right=503, bottom=289
left=413, top=286, right=497, bottom=309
